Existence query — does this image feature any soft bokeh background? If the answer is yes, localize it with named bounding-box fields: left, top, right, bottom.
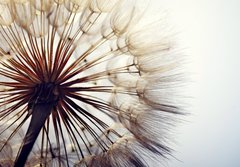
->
left=148, top=0, right=240, bottom=166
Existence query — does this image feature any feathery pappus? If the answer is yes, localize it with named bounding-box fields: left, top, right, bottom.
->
left=0, top=0, right=185, bottom=166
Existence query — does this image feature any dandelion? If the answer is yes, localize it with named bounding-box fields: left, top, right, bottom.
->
left=0, top=0, right=184, bottom=167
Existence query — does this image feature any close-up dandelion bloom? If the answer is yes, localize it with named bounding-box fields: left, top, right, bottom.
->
left=0, top=0, right=184, bottom=166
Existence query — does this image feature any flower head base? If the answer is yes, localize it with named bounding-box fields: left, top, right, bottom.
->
left=0, top=0, right=184, bottom=166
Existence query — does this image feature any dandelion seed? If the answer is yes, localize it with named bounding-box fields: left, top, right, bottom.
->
left=0, top=0, right=184, bottom=167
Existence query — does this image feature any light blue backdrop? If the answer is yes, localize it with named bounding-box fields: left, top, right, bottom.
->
left=149, top=0, right=240, bottom=166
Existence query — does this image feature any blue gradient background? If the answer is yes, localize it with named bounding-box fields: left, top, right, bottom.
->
left=149, top=0, right=240, bottom=166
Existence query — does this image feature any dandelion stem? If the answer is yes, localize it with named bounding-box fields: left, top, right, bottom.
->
left=14, top=103, right=53, bottom=167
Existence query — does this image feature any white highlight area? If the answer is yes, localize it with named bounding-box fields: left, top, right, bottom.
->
left=150, top=0, right=240, bottom=166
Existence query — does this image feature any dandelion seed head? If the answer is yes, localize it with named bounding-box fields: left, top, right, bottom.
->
left=0, top=0, right=185, bottom=166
